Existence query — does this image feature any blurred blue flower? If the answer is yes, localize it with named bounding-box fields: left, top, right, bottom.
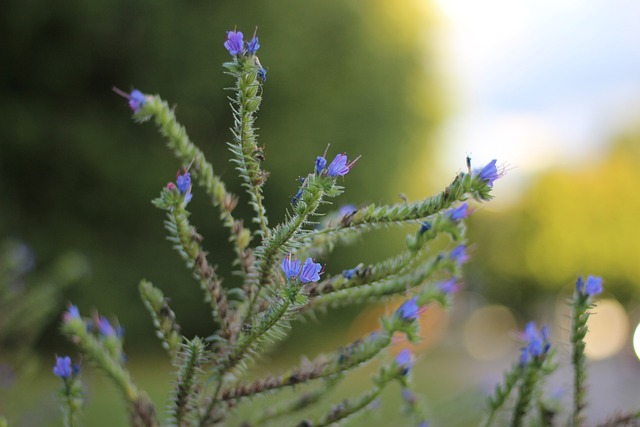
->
left=96, top=316, right=116, bottom=337
left=397, top=297, right=421, bottom=321
left=419, top=221, right=431, bottom=233
left=63, top=304, right=80, bottom=322
left=450, top=245, right=469, bottom=265
left=53, top=356, right=73, bottom=379
left=395, top=349, right=413, bottom=376
left=437, top=278, right=459, bottom=295
left=448, top=203, right=470, bottom=221
left=258, top=67, right=267, bottom=82
left=176, top=171, right=192, bottom=204
left=129, top=90, right=146, bottom=113
left=576, top=275, right=603, bottom=297
left=519, top=321, right=550, bottom=365
left=224, top=31, right=244, bottom=56
left=342, top=266, right=359, bottom=279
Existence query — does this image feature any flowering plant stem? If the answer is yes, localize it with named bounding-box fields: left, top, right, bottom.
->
left=571, top=293, right=593, bottom=427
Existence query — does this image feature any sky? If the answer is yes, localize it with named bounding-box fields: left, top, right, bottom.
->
left=431, top=0, right=640, bottom=201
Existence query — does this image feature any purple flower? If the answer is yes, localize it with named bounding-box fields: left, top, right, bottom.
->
left=63, top=305, right=80, bottom=322
left=520, top=322, right=550, bottom=365
left=474, top=159, right=500, bottom=187
left=450, top=245, right=469, bottom=265
left=224, top=31, right=244, bottom=56
left=176, top=171, right=191, bottom=194
left=419, top=221, right=431, bottom=233
left=395, top=349, right=413, bottom=376
left=96, top=316, right=116, bottom=337
left=342, top=266, right=359, bottom=279
left=447, top=203, right=470, bottom=221
left=585, top=276, right=603, bottom=296
left=338, top=204, right=357, bottom=217
left=246, top=36, right=260, bottom=54
left=315, top=156, right=327, bottom=174
left=112, top=87, right=146, bottom=113
left=326, top=153, right=359, bottom=177
left=281, top=254, right=302, bottom=280
left=129, top=90, right=146, bottom=113
left=299, top=257, right=322, bottom=283
left=396, top=297, right=422, bottom=321
left=437, top=279, right=459, bottom=295
left=258, top=67, right=267, bottom=82
left=53, top=356, right=73, bottom=379
left=418, top=422, right=429, bottom=427
left=401, top=387, right=417, bottom=404
left=176, top=171, right=192, bottom=204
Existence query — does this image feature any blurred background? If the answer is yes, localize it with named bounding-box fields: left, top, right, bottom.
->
left=2, top=0, right=640, bottom=425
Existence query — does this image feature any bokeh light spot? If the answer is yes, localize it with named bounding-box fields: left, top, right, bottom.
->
left=584, top=299, right=628, bottom=360
left=463, top=305, right=517, bottom=360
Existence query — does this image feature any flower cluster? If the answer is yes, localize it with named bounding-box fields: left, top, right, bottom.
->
left=224, top=30, right=267, bottom=80
left=315, top=151, right=360, bottom=177
left=167, top=170, right=193, bottom=204
left=281, top=254, right=322, bottom=283
left=576, top=275, right=603, bottom=298
left=519, top=321, right=551, bottom=365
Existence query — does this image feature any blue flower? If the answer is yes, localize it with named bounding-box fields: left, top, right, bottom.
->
left=258, top=67, right=267, bottom=82
left=128, top=90, right=146, bottom=113
left=299, top=257, right=322, bottom=283
left=247, top=36, right=260, bottom=54
left=342, top=266, right=359, bottom=279
left=176, top=171, right=191, bottom=194
left=63, top=304, right=80, bottom=322
left=450, top=245, right=469, bottom=265
left=53, top=356, right=73, bottom=379
left=447, top=203, right=470, bottom=221
left=576, top=275, right=603, bottom=297
left=437, top=279, right=459, bottom=294
left=401, top=387, right=417, bottom=404
left=176, top=171, right=193, bottom=204
left=96, top=316, right=116, bottom=337
left=338, top=204, right=357, bottom=217
left=419, top=221, right=431, bottom=234
left=474, top=159, right=500, bottom=187
left=326, top=153, right=359, bottom=177
left=315, top=156, right=327, bottom=174
left=281, top=254, right=302, bottom=280
left=224, top=31, right=244, bottom=56
left=519, top=321, right=550, bottom=365
left=396, top=297, right=422, bottom=321
left=395, top=349, right=413, bottom=376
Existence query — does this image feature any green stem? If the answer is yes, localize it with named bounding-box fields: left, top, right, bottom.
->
left=571, top=295, right=591, bottom=427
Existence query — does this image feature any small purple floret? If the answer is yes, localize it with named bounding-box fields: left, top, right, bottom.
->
left=129, top=90, right=146, bottom=113
left=584, top=275, right=603, bottom=296
left=63, top=305, right=80, bottom=322
left=176, top=172, right=191, bottom=194
left=224, top=31, right=244, bottom=56
left=258, top=67, right=267, bottom=82
left=474, top=159, right=500, bottom=187
left=299, top=258, right=322, bottom=283
left=450, top=245, right=469, bottom=265
left=448, top=203, right=470, bottom=221
left=437, top=279, right=459, bottom=294
left=397, top=297, right=420, bottom=321
left=395, top=349, right=413, bottom=375
left=326, top=153, right=358, bottom=177
left=281, top=255, right=302, bottom=280
left=53, top=356, right=73, bottom=379
left=247, top=36, right=260, bottom=54
left=96, top=316, right=115, bottom=337
left=315, top=156, right=327, bottom=174
left=519, top=321, right=551, bottom=365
